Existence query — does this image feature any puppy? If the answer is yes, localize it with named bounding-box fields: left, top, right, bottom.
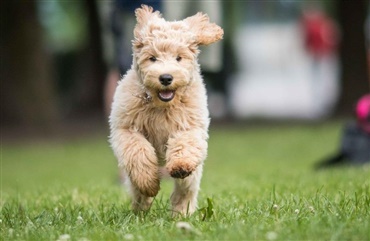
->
left=109, top=5, right=223, bottom=215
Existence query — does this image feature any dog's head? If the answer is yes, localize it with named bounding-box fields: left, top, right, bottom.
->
left=132, top=5, right=223, bottom=105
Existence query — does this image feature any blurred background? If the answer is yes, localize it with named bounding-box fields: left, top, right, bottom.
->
left=1, top=0, right=369, bottom=138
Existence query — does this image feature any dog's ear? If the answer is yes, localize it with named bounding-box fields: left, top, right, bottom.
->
left=135, top=5, right=161, bottom=26
left=133, top=5, right=162, bottom=49
left=184, top=12, right=224, bottom=46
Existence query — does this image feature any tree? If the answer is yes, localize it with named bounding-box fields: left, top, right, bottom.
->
left=74, top=0, right=107, bottom=113
left=1, top=1, right=59, bottom=128
left=336, top=0, right=369, bottom=114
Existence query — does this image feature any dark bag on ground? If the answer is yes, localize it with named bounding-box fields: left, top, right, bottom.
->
left=315, top=122, right=370, bottom=169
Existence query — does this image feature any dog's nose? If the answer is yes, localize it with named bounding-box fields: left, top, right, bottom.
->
left=159, top=74, right=173, bottom=86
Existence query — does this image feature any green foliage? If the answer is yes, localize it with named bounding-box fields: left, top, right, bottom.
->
left=199, top=198, right=214, bottom=221
left=1, top=121, right=369, bottom=240
left=38, top=1, right=88, bottom=52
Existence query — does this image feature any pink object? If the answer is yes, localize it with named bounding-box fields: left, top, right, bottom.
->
left=356, top=94, right=370, bottom=134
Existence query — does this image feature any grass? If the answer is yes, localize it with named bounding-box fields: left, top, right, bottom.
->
left=1, top=121, right=369, bottom=240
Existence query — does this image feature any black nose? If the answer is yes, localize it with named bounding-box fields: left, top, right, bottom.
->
left=159, top=74, right=173, bottom=86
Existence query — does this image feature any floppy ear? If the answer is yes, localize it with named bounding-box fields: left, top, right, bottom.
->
left=184, top=12, right=224, bottom=46
left=133, top=5, right=162, bottom=49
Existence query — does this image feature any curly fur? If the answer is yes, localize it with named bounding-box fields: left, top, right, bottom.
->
left=109, top=5, right=223, bottom=215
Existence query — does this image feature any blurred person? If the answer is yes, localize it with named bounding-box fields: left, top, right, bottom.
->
left=100, top=0, right=162, bottom=117
left=315, top=94, right=370, bottom=169
left=301, top=6, right=340, bottom=118
left=99, top=1, right=163, bottom=182
left=302, top=8, right=338, bottom=59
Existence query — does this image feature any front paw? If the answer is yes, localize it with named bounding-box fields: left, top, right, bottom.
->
left=166, top=160, right=196, bottom=179
left=137, top=179, right=160, bottom=197
left=129, top=171, right=160, bottom=197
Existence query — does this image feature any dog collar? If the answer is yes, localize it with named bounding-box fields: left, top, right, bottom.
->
left=132, top=91, right=152, bottom=104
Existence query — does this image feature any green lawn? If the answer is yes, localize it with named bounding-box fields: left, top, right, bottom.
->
left=1, top=121, right=369, bottom=240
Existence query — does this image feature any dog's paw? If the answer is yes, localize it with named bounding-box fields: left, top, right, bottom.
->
left=170, top=167, right=192, bottom=179
left=135, top=183, right=159, bottom=197
left=166, top=161, right=196, bottom=179
left=134, top=177, right=160, bottom=197
left=129, top=171, right=160, bottom=197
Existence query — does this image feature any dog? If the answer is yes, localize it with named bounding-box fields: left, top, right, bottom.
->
left=109, top=5, right=223, bottom=215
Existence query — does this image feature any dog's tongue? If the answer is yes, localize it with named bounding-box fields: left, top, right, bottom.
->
left=158, top=90, right=175, bottom=102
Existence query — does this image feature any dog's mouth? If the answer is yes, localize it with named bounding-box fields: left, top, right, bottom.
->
left=158, top=90, right=175, bottom=102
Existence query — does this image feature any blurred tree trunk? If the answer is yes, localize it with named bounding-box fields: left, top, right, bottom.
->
left=75, top=0, right=107, bottom=114
left=336, top=0, right=369, bottom=115
left=0, top=1, right=59, bottom=128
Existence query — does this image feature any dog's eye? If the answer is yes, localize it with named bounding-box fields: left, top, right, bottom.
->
left=149, top=56, right=157, bottom=62
left=176, top=56, right=182, bottom=62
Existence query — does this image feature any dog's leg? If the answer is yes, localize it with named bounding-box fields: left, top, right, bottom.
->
left=170, top=164, right=203, bottom=216
left=165, top=130, right=208, bottom=179
left=111, top=129, right=160, bottom=199
left=124, top=173, right=154, bottom=212
left=165, top=130, right=208, bottom=215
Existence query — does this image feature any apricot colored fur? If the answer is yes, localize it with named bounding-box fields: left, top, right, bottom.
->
left=109, top=5, right=223, bottom=215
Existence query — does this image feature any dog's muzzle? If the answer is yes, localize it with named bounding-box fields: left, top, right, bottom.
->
left=158, top=74, right=175, bottom=102
left=158, top=89, right=175, bottom=102
left=159, top=74, right=173, bottom=86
